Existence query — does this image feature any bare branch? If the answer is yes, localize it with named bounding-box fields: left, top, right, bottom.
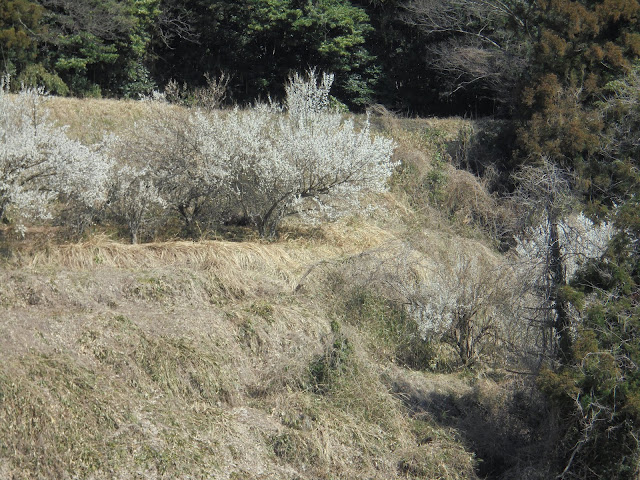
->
left=402, top=0, right=531, bottom=101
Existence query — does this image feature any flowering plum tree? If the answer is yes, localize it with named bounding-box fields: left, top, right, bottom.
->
left=105, top=163, right=166, bottom=244
left=512, top=160, right=616, bottom=360
left=397, top=247, right=513, bottom=367
left=515, top=212, right=615, bottom=284
left=0, top=78, right=111, bottom=234
left=120, top=101, right=230, bottom=238
left=196, top=70, right=397, bottom=237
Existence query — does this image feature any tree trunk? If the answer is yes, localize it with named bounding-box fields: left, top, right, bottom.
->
left=549, top=217, right=571, bottom=359
left=178, top=202, right=201, bottom=239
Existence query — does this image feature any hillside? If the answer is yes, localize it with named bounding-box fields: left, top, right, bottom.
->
left=1, top=96, right=555, bottom=479
left=5, top=0, right=640, bottom=472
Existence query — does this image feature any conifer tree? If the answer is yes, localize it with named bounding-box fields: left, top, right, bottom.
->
left=517, top=1, right=640, bottom=477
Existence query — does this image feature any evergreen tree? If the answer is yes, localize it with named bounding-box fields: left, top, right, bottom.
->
left=0, top=0, right=43, bottom=75
left=153, top=0, right=378, bottom=108
left=518, top=1, right=640, bottom=476
left=36, top=0, right=159, bottom=97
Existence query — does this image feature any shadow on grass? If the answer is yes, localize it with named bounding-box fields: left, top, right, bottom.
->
left=390, top=375, right=555, bottom=480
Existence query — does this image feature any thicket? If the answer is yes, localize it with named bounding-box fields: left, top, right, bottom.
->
left=511, top=0, right=640, bottom=475
left=0, top=0, right=527, bottom=114
left=0, top=71, right=396, bottom=242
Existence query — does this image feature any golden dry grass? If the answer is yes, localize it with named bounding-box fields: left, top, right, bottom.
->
left=0, top=97, right=548, bottom=479
left=45, top=96, right=161, bottom=142
left=0, top=211, right=492, bottom=479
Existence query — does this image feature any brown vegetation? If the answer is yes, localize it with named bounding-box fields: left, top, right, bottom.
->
left=0, top=97, right=555, bottom=479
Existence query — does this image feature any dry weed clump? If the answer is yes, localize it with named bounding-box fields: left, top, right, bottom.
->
left=18, top=238, right=305, bottom=288
left=366, top=110, right=472, bottom=151
left=443, top=168, right=510, bottom=237
left=392, top=143, right=511, bottom=241
left=452, top=377, right=557, bottom=479
left=164, top=71, right=231, bottom=111
left=305, top=231, right=528, bottom=370
left=385, top=366, right=556, bottom=480
left=380, top=114, right=517, bottom=245
left=262, top=326, right=479, bottom=480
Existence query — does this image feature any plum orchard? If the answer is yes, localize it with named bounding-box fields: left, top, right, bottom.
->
left=112, top=71, right=396, bottom=240
left=0, top=71, right=396, bottom=241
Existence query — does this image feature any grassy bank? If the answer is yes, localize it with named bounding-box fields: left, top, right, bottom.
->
left=0, top=96, right=553, bottom=479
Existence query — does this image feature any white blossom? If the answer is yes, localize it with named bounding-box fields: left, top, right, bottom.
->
left=195, top=70, right=396, bottom=236
left=515, top=212, right=615, bottom=281
left=106, top=163, right=166, bottom=243
left=1, top=71, right=395, bottom=239
left=0, top=78, right=112, bottom=230
left=285, top=69, right=334, bottom=124
left=121, top=101, right=231, bottom=234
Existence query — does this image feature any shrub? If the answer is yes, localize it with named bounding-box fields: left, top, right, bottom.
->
left=344, top=288, right=436, bottom=370
left=511, top=164, right=616, bottom=361
left=405, top=249, right=514, bottom=367
left=326, top=238, right=516, bottom=369
left=2, top=70, right=395, bottom=240
left=515, top=211, right=615, bottom=282
left=16, top=64, right=69, bottom=96
left=308, top=320, right=354, bottom=394
left=104, top=163, right=166, bottom=244
left=0, top=77, right=111, bottom=234
left=196, top=70, right=397, bottom=237
left=164, top=72, right=230, bottom=111
left=118, top=101, right=231, bottom=238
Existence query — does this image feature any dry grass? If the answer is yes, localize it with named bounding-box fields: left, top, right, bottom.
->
left=0, top=97, right=549, bottom=479
left=45, top=96, right=164, bottom=142
left=0, top=218, right=490, bottom=479
left=382, top=114, right=514, bottom=243
left=367, top=111, right=473, bottom=148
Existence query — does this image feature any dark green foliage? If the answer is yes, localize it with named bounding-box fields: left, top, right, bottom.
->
left=153, top=0, right=377, bottom=108
left=354, top=0, right=441, bottom=114
left=401, top=0, right=535, bottom=115
left=16, top=62, right=68, bottom=94
left=518, top=0, right=639, bottom=169
left=36, top=0, right=159, bottom=97
left=514, top=0, right=639, bottom=361
left=308, top=320, right=354, bottom=393
left=514, top=3, right=640, bottom=476
left=0, top=0, right=159, bottom=97
left=597, top=63, right=640, bottom=213
left=536, top=72, right=640, bottom=472
left=538, top=246, right=640, bottom=478
left=0, top=0, right=520, bottom=113
left=0, top=0, right=43, bottom=75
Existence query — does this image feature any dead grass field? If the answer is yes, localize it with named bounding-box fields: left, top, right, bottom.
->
left=0, top=97, right=552, bottom=479
left=0, top=223, right=484, bottom=479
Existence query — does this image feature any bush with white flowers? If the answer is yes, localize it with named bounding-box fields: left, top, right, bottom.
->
left=404, top=249, right=513, bottom=366
left=0, top=78, right=111, bottom=234
left=114, top=103, right=231, bottom=237
left=515, top=212, right=616, bottom=282
left=106, top=163, right=166, bottom=244
left=195, top=70, right=397, bottom=237
left=2, top=70, right=396, bottom=241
